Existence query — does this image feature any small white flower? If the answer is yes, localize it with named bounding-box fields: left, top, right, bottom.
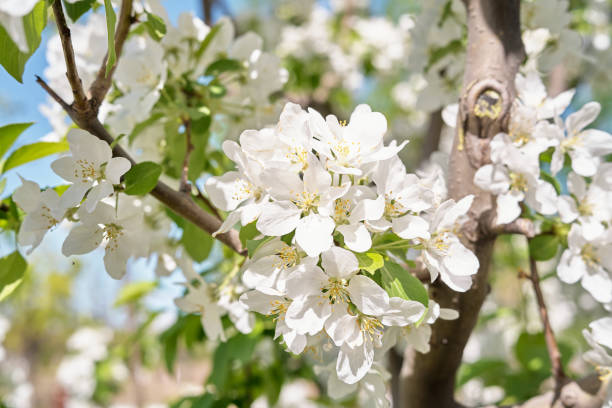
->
left=418, top=196, right=480, bottom=292
left=308, top=105, right=408, bottom=176
left=175, top=265, right=226, bottom=342
left=550, top=102, right=612, bottom=177
left=474, top=134, right=557, bottom=224
left=51, top=129, right=131, bottom=212
left=13, top=177, right=68, bottom=254
left=61, top=202, right=144, bottom=279
left=240, top=287, right=307, bottom=354
left=558, top=224, right=612, bottom=304
left=257, top=153, right=349, bottom=257
left=557, top=172, right=610, bottom=240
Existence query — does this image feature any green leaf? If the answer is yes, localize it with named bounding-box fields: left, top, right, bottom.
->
left=540, top=171, right=562, bottom=195
left=355, top=252, right=384, bottom=274
left=144, top=11, right=166, bottom=41
left=208, top=333, right=258, bottom=389
left=2, top=141, right=69, bottom=173
left=0, top=122, right=32, bottom=158
left=182, top=221, right=213, bottom=262
left=195, top=23, right=222, bottom=59
left=515, top=332, right=573, bottom=373
left=457, top=359, right=507, bottom=388
left=114, top=281, right=157, bottom=307
left=246, top=237, right=275, bottom=258
left=208, top=80, right=226, bottom=98
left=0, top=1, right=47, bottom=82
left=0, top=251, right=27, bottom=301
left=128, top=112, right=164, bottom=143
left=123, top=161, right=161, bottom=195
left=160, top=319, right=183, bottom=373
left=528, top=235, right=559, bottom=261
left=103, top=0, right=117, bottom=76
left=239, top=221, right=259, bottom=247
left=380, top=260, right=429, bottom=306
left=205, top=58, right=243, bottom=76
left=63, top=0, right=96, bottom=22
left=0, top=178, right=6, bottom=196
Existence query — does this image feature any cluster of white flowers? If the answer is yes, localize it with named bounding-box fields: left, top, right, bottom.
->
left=183, top=101, right=480, bottom=405
left=13, top=129, right=141, bottom=278
left=469, top=71, right=612, bottom=307
left=277, top=4, right=413, bottom=92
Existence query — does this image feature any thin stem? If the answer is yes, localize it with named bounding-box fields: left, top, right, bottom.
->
left=179, top=118, right=194, bottom=194
left=195, top=185, right=223, bottom=221
left=89, top=0, right=134, bottom=109
left=526, top=248, right=567, bottom=385
left=50, top=0, right=88, bottom=111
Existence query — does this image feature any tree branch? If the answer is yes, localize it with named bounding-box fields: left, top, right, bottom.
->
left=51, top=0, right=88, bottom=112
left=201, top=0, right=213, bottom=25
left=524, top=254, right=567, bottom=386
left=400, top=1, right=525, bottom=407
left=35, top=76, right=244, bottom=256
left=88, top=0, right=134, bottom=109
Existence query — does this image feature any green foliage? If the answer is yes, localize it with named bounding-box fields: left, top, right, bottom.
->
left=0, top=251, right=27, bottom=301
left=528, top=235, right=559, bottom=261
left=379, top=260, right=428, bottom=307
left=63, top=0, right=97, bottom=22
left=355, top=252, right=384, bottom=274
left=123, top=161, right=162, bottom=195
left=143, top=11, right=167, bottom=41
left=0, top=122, right=32, bottom=158
left=0, top=1, right=47, bottom=82
left=128, top=113, right=164, bottom=143
left=181, top=221, right=214, bottom=262
left=205, top=59, right=244, bottom=76
left=239, top=221, right=259, bottom=247
left=114, top=281, right=157, bottom=307
left=103, top=0, right=117, bottom=76
left=2, top=141, right=69, bottom=173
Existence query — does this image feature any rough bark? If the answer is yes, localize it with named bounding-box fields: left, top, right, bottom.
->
left=400, top=1, right=525, bottom=407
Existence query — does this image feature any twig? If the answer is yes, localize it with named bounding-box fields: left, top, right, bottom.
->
left=195, top=185, right=223, bottom=221
left=36, top=76, right=245, bottom=256
left=35, top=75, right=72, bottom=112
left=201, top=0, right=213, bottom=25
left=51, top=0, right=88, bottom=111
left=89, top=0, right=134, bottom=109
left=525, top=250, right=567, bottom=386
left=486, top=213, right=535, bottom=238
left=179, top=118, right=194, bottom=194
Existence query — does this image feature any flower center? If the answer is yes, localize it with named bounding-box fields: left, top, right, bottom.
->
left=74, top=159, right=98, bottom=183
left=384, top=193, right=406, bottom=218
left=268, top=299, right=289, bottom=321
left=232, top=179, right=259, bottom=201
left=293, top=191, right=320, bottom=213
left=359, top=315, right=383, bottom=343
left=274, top=246, right=299, bottom=269
left=581, top=244, right=600, bottom=267
left=509, top=172, right=528, bottom=192
left=578, top=201, right=593, bottom=216
left=561, top=135, right=581, bottom=152
left=333, top=199, right=351, bottom=223
left=103, top=223, right=124, bottom=252
left=323, top=279, right=349, bottom=304
left=41, top=205, right=61, bottom=229
left=286, top=147, right=308, bottom=169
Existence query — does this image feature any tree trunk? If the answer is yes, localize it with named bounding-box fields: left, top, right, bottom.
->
left=399, top=1, right=525, bottom=407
